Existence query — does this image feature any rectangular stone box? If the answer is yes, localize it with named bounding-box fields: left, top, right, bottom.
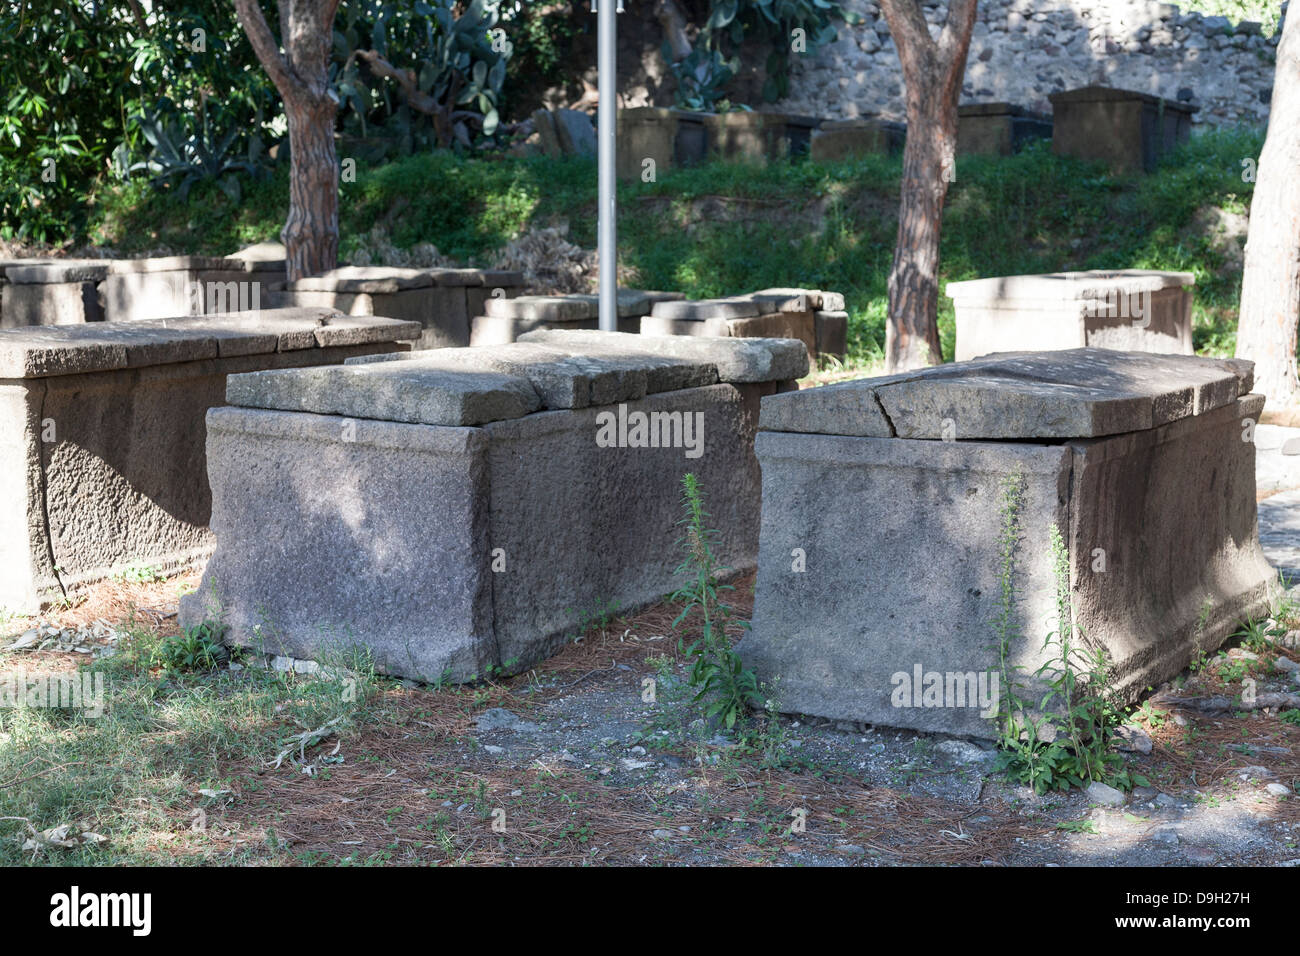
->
left=1049, top=86, right=1196, bottom=174
left=616, top=107, right=708, bottom=180
left=640, top=288, right=845, bottom=363
left=271, top=266, right=527, bottom=350
left=958, top=102, right=1052, bottom=156
left=741, top=349, right=1277, bottom=738
left=705, top=112, right=821, bottom=163
left=469, top=290, right=677, bottom=346
left=810, top=118, right=906, bottom=162
left=0, top=309, right=418, bottom=613
left=99, top=256, right=256, bottom=322
left=947, top=269, right=1194, bottom=362
left=182, top=332, right=810, bottom=681
left=2, top=262, right=110, bottom=328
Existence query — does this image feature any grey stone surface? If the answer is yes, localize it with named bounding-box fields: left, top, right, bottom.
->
left=759, top=378, right=895, bottom=437
left=1066, top=395, right=1276, bottom=703
left=470, top=313, right=642, bottom=346
left=181, top=408, right=496, bottom=683
left=0, top=325, right=409, bottom=613
left=726, top=312, right=816, bottom=358
left=948, top=269, right=1195, bottom=361
left=283, top=266, right=435, bottom=294
left=815, top=310, right=848, bottom=361
left=517, top=329, right=810, bottom=383
left=650, top=297, right=762, bottom=320
left=552, top=108, right=597, bottom=157
left=226, top=359, right=541, bottom=427
left=741, top=431, right=1070, bottom=738
left=484, top=295, right=600, bottom=322
left=483, top=384, right=769, bottom=672
left=6, top=262, right=110, bottom=284
left=0, top=309, right=416, bottom=377
left=346, top=341, right=718, bottom=408
left=762, top=348, right=1249, bottom=441
left=744, top=355, right=1277, bottom=738
left=638, top=315, right=733, bottom=339
left=2, top=280, right=103, bottom=328
left=185, top=380, right=777, bottom=680
left=98, top=258, right=254, bottom=322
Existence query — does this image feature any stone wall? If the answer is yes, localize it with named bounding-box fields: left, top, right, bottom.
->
left=779, top=0, right=1279, bottom=127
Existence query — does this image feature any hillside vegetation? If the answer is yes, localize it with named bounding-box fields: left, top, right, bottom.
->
left=88, top=127, right=1263, bottom=364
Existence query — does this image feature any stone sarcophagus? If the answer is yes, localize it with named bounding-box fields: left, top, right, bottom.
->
left=741, top=349, right=1277, bottom=738
left=0, top=309, right=418, bottom=612
left=947, top=269, right=1194, bottom=362
left=270, top=266, right=527, bottom=350
left=181, top=331, right=809, bottom=682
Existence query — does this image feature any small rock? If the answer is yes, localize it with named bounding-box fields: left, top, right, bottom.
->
left=1274, top=657, right=1300, bottom=673
left=1155, top=793, right=1177, bottom=808
left=1237, top=765, right=1274, bottom=781
left=620, top=758, right=654, bottom=771
left=473, top=708, right=540, bottom=733
left=1227, top=647, right=1259, bottom=661
left=835, top=843, right=867, bottom=856
left=1150, top=828, right=1180, bottom=845
left=937, top=739, right=993, bottom=765
left=1085, top=781, right=1127, bottom=807
left=651, top=829, right=675, bottom=840
left=1115, top=725, right=1153, bottom=754
left=1266, top=783, right=1292, bottom=797
left=9, top=629, right=39, bottom=650
left=483, top=745, right=505, bottom=755
left=1132, top=786, right=1158, bottom=801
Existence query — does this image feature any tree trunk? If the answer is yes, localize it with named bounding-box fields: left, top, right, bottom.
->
left=880, top=0, right=978, bottom=372
left=232, top=0, right=340, bottom=281
left=1236, top=9, right=1300, bottom=411
left=888, top=77, right=952, bottom=370
left=282, top=92, right=339, bottom=278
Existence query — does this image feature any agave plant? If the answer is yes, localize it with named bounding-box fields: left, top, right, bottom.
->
left=333, top=0, right=511, bottom=152
left=130, top=98, right=269, bottom=202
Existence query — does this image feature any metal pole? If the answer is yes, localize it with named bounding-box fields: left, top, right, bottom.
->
left=597, top=0, right=617, bottom=332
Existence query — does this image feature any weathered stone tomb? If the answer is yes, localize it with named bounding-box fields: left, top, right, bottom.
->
left=742, top=349, right=1277, bottom=738
left=181, top=331, right=809, bottom=682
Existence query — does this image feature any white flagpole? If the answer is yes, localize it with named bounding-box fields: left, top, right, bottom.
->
left=596, top=0, right=618, bottom=332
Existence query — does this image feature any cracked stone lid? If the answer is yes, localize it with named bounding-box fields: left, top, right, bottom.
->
left=0, top=309, right=421, bottom=379
left=226, top=331, right=810, bottom=427
left=758, top=348, right=1255, bottom=441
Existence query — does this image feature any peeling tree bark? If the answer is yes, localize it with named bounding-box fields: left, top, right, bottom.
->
left=232, top=0, right=340, bottom=280
left=879, top=0, right=978, bottom=372
left=1236, top=10, right=1300, bottom=412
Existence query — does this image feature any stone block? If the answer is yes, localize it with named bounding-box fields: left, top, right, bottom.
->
left=740, top=351, right=1278, bottom=737
left=0, top=312, right=414, bottom=612
left=517, top=329, right=810, bottom=383
left=1049, top=85, right=1196, bottom=174
left=186, top=408, right=497, bottom=682
left=99, top=257, right=255, bottom=322
left=182, top=335, right=802, bottom=680
left=616, top=107, right=709, bottom=179
left=958, top=102, right=1053, bottom=155
left=810, top=118, right=907, bottom=161
left=705, top=112, right=821, bottom=162
left=948, top=269, right=1195, bottom=361
left=815, top=310, right=848, bottom=361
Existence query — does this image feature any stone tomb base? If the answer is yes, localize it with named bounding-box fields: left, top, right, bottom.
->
left=182, top=331, right=809, bottom=681
left=0, top=309, right=418, bottom=612
left=742, top=349, right=1277, bottom=738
